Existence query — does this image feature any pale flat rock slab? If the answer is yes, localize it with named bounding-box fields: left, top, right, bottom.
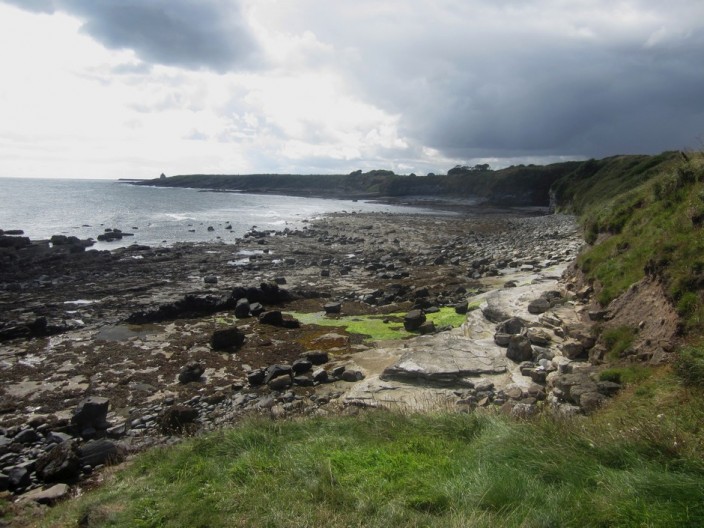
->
left=381, top=333, right=507, bottom=384
left=19, top=483, right=70, bottom=504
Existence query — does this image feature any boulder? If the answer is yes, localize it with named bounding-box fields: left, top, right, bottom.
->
left=527, top=327, right=552, bottom=347
left=454, top=301, right=469, bottom=314
left=527, top=298, right=551, bottom=314
left=292, top=358, right=313, bottom=374
left=561, top=339, right=585, bottom=360
left=246, top=368, right=266, bottom=386
left=259, top=310, right=284, bottom=326
left=234, top=298, right=251, bottom=319
left=158, top=405, right=198, bottom=434
left=71, top=397, right=110, bottom=430
left=78, top=439, right=124, bottom=468
left=210, top=327, right=245, bottom=351
left=403, top=309, right=426, bottom=331
left=324, top=302, right=342, bottom=314
left=482, top=305, right=511, bottom=324
left=506, top=335, right=534, bottom=363
left=303, top=350, right=329, bottom=365
left=341, top=369, right=365, bottom=382
left=35, top=441, right=80, bottom=482
left=19, top=483, right=70, bottom=505
left=264, top=364, right=292, bottom=384
left=495, top=317, right=526, bottom=335
left=494, top=333, right=511, bottom=347
left=178, top=361, right=204, bottom=384
left=312, top=368, right=329, bottom=383
left=268, top=376, right=293, bottom=391
left=418, top=321, right=436, bottom=335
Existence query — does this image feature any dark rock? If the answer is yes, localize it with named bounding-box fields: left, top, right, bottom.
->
left=264, top=364, right=292, bottom=384
left=302, top=350, right=330, bottom=365
left=35, top=441, right=80, bottom=482
left=158, top=406, right=198, bottom=434
left=506, top=335, right=534, bottom=363
left=454, top=301, right=469, bottom=314
left=562, top=340, right=585, bottom=360
left=13, top=428, right=40, bottom=445
left=178, top=361, right=204, bottom=384
left=494, top=333, right=511, bottom=346
left=71, top=397, right=110, bottom=430
left=203, top=275, right=218, bottom=284
left=268, top=376, right=293, bottom=391
left=324, top=302, right=342, bottom=314
left=274, top=277, right=287, bottom=285
left=210, top=327, right=245, bottom=351
left=331, top=365, right=346, bottom=378
left=527, top=298, right=551, bottom=314
left=418, top=321, right=436, bottom=335
left=8, top=466, right=31, bottom=490
left=259, top=310, right=284, bottom=326
left=482, top=305, right=511, bottom=324
left=78, top=439, right=124, bottom=468
left=403, top=309, right=426, bottom=331
left=292, top=358, right=313, bottom=374
left=341, top=370, right=365, bottom=382
left=246, top=368, right=266, bottom=386
left=495, top=317, right=526, bottom=335
left=293, top=376, right=315, bottom=387
left=249, top=302, right=265, bottom=316
left=312, top=368, right=329, bottom=383
left=234, top=298, right=250, bottom=319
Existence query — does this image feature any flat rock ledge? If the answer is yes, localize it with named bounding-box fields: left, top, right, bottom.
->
left=381, top=335, right=507, bottom=385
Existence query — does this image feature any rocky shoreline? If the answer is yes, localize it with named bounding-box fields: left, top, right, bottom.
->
left=0, top=209, right=610, bottom=512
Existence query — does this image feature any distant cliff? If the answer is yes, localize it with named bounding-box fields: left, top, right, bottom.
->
left=135, top=152, right=684, bottom=210
left=134, top=163, right=583, bottom=207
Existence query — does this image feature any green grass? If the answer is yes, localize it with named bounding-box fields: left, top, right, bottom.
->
left=37, top=379, right=704, bottom=528
left=293, top=307, right=467, bottom=341
left=675, top=346, right=704, bottom=387
left=601, top=326, right=637, bottom=361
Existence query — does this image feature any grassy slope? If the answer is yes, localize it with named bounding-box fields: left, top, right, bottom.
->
left=555, top=151, right=704, bottom=334
left=33, top=383, right=704, bottom=527
left=15, top=152, right=704, bottom=527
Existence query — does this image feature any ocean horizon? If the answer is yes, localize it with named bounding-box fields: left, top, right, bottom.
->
left=0, top=177, right=433, bottom=249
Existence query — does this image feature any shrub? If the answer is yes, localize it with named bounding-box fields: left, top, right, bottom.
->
left=602, top=327, right=636, bottom=360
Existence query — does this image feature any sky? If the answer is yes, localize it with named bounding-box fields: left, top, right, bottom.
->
left=1, top=1, right=703, bottom=180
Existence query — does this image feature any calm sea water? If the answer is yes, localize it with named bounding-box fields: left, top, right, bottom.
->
left=0, top=178, right=430, bottom=249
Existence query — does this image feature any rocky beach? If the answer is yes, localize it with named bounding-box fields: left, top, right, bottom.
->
left=0, top=208, right=614, bottom=508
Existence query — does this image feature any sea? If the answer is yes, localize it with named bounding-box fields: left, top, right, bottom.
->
left=0, top=178, right=433, bottom=250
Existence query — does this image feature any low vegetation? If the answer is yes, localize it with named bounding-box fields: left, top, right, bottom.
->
left=293, top=307, right=468, bottom=342
left=32, top=372, right=704, bottom=527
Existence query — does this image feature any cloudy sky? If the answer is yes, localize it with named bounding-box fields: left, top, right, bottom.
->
left=1, top=0, right=703, bottom=179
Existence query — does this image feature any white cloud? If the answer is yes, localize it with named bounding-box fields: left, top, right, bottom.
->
left=1, top=0, right=704, bottom=179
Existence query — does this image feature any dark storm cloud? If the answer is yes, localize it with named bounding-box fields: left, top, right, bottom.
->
left=2, top=0, right=259, bottom=72
left=266, top=0, right=704, bottom=160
